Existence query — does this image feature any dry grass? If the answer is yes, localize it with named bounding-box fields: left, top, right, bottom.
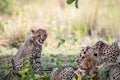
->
left=0, top=0, right=120, bottom=55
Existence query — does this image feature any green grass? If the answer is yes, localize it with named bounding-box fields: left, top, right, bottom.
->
left=0, top=45, right=78, bottom=80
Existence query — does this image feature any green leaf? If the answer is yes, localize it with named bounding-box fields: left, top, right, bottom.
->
left=19, top=69, right=29, bottom=75
left=77, top=76, right=82, bottom=80
left=21, top=74, right=26, bottom=79
left=29, top=78, right=34, bottom=80
left=86, top=75, right=91, bottom=79
left=66, top=0, right=79, bottom=8
left=104, top=66, right=110, bottom=71
left=75, top=0, right=78, bottom=8
left=90, top=74, right=96, bottom=78
left=19, top=69, right=29, bottom=79
left=34, top=74, right=40, bottom=79
left=100, top=73, right=106, bottom=80
left=58, top=58, right=65, bottom=62
left=67, top=0, right=75, bottom=4
left=72, top=77, right=77, bottom=80
left=57, top=38, right=65, bottom=47
left=51, top=58, right=55, bottom=62
left=69, top=57, right=75, bottom=63
left=50, top=54, right=56, bottom=58
left=2, top=62, right=9, bottom=68
left=5, top=70, right=10, bottom=76
left=100, top=66, right=110, bottom=80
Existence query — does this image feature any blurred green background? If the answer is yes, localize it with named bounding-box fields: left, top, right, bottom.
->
left=0, top=0, right=120, bottom=79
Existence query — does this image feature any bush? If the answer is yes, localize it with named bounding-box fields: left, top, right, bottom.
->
left=1, top=57, right=51, bottom=80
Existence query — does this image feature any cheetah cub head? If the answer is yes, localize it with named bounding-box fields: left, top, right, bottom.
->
left=31, top=29, right=47, bottom=45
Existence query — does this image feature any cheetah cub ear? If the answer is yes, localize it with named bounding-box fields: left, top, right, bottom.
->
left=31, top=29, right=35, bottom=34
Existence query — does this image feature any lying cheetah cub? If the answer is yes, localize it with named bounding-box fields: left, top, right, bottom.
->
left=77, top=53, right=98, bottom=76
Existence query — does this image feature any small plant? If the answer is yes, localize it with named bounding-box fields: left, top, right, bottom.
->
left=57, top=37, right=66, bottom=48
left=85, top=74, right=96, bottom=80
left=72, top=76, right=82, bottom=80
left=50, top=54, right=66, bottom=69
left=99, top=66, right=110, bottom=80
left=1, top=56, right=51, bottom=80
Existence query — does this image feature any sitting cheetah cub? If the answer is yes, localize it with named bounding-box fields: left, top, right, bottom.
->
left=11, top=29, right=47, bottom=74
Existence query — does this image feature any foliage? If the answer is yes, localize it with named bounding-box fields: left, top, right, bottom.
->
left=0, top=57, right=51, bottom=80
left=49, top=54, right=76, bottom=69
left=67, top=0, right=79, bottom=8
left=72, top=76, right=82, bottom=80
left=0, top=53, right=77, bottom=80
left=0, top=0, right=21, bottom=15
left=57, top=37, right=66, bottom=48
left=86, top=74, right=96, bottom=80
left=99, top=66, right=110, bottom=80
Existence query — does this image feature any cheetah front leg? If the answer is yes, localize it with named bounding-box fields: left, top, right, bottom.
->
left=34, top=54, right=41, bottom=74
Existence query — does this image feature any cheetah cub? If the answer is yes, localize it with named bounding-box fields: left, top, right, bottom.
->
left=11, top=29, right=47, bottom=74
left=76, top=49, right=99, bottom=76
left=92, top=41, right=120, bottom=68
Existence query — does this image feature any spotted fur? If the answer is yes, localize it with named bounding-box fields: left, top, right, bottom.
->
left=77, top=41, right=120, bottom=80
left=76, top=50, right=99, bottom=76
left=92, top=41, right=120, bottom=66
left=50, top=67, right=77, bottom=80
left=12, top=29, right=47, bottom=74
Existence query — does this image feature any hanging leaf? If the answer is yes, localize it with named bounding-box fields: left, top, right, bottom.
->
left=75, top=0, right=78, bottom=8
left=66, top=0, right=79, bottom=8
left=67, top=0, right=75, bottom=4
